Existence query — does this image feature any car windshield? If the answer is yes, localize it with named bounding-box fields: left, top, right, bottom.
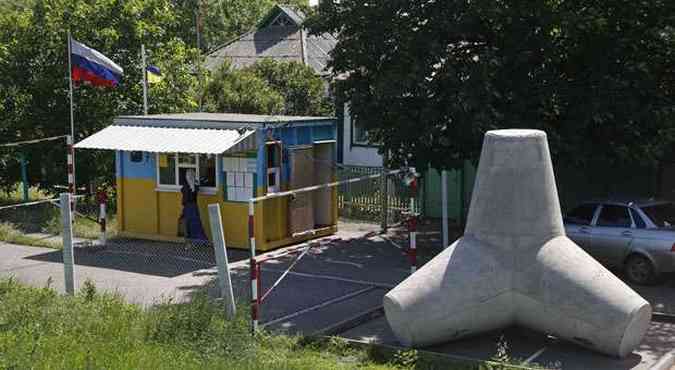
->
left=641, top=203, right=675, bottom=228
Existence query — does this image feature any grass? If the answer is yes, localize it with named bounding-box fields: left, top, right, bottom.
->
left=0, top=184, right=51, bottom=206
left=0, top=187, right=119, bottom=248
left=0, top=278, right=543, bottom=370
left=0, top=222, right=62, bottom=248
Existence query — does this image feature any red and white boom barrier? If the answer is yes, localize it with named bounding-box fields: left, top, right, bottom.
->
left=249, top=242, right=315, bottom=333
left=246, top=168, right=404, bottom=333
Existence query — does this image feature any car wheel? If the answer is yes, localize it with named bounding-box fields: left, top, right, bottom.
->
left=624, top=255, right=656, bottom=285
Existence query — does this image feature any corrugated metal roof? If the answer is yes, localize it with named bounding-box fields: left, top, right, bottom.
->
left=74, top=125, right=255, bottom=154
left=114, top=112, right=335, bottom=129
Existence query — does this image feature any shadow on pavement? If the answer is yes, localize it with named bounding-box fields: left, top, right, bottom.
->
left=25, top=238, right=249, bottom=278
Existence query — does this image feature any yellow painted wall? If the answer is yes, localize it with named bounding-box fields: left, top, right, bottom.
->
left=117, top=176, right=336, bottom=251
left=157, top=191, right=181, bottom=237
left=121, top=178, right=158, bottom=235
left=118, top=179, right=270, bottom=250
left=262, top=197, right=289, bottom=242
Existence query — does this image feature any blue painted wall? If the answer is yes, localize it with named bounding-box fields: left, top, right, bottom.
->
left=117, top=150, right=156, bottom=179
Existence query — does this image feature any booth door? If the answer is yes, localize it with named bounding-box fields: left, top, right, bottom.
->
left=313, top=142, right=335, bottom=226
left=288, top=146, right=315, bottom=235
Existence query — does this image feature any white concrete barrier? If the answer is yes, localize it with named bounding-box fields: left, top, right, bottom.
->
left=383, top=129, right=651, bottom=357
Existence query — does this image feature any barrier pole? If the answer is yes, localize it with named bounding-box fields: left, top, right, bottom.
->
left=248, top=199, right=256, bottom=258
left=60, top=193, right=75, bottom=295
left=248, top=198, right=258, bottom=333
left=208, top=204, right=236, bottom=319
left=66, top=135, right=75, bottom=211
left=441, top=170, right=449, bottom=249
left=380, top=166, right=389, bottom=232
left=97, top=190, right=107, bottom=245
left=250, top=257, right=259, bottom=333
left=409, top=197, right=417, bottom=274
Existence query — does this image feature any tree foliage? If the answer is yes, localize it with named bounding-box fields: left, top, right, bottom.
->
left=203, top=58, right=334, bottom=116
left=0, top=0, right=203, bottom=192
left=247, top=58, right=333, bottom=116
left=203, top=62, right=285, bottom=115
left=309, top=1, right=675, bottom=170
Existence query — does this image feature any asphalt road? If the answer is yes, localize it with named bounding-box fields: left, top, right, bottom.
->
left=1, top=221, right=674, bottom=369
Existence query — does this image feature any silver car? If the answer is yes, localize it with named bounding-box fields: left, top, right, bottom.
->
left=564, top=199, right=675, bottom=285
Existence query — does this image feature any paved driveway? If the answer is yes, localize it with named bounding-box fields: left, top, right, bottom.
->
left=2, top=222, right=674, bottom=370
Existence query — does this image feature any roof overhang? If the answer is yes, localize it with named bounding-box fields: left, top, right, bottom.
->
left=74, top=125, right=256, bottom=154
left=114, top=112, right=335, bottom=129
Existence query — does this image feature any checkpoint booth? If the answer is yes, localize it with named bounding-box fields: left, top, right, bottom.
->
left=75, top=113, right=338, bottom=251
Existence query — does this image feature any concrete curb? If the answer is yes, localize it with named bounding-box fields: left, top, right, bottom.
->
left=652, top=312, right=675, bottom=323
left=316, top=335, right=541, bottom=370
left=312, top=305, right=385, bottom=337
left=651, top=349, right=675, bottom=370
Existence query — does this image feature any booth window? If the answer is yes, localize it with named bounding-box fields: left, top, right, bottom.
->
left=198, top=155, right=216, bottom=187
left=157, top=153, right=216, bottom=191
left=130, top=151, right=144, bottom=162
left=266, top=143, right=281, bottom=193
left=222, top=155, right=255, bottom=202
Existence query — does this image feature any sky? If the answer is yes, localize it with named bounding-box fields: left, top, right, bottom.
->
left=309, top=0, right=318, bottom=5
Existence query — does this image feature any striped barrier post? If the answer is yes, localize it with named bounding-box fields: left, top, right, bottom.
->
left=408, top=170, right=418, bottom=274
left=97, top=190, right=107, bottom=245
left=245, top=169, right=405, bottom=332
left=248, top=199, right=258, bottom=333
left=250, top=257, right=259, bottom=333
left=248, top=199, right=256, bottom=258
left=409, top=197, right=417, bottom=274
left=67, top=135, right=74, bottom=194
left=66, top=135, right=75, bottom=211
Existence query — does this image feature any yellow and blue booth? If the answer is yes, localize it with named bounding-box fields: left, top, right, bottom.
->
left=75, top=113, right=338, bottom=251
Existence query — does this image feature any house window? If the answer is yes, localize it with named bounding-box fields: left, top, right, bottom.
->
left=352, top=118, right=370, bottom=145
left=270, top=13, right=294, bottom=27
left=157, top=153, right=217, bottom=191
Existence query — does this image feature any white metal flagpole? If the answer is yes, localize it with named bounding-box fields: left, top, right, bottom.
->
left=141, top=44, right=148, bottom=115
left=67, top=30, right=76, bottom=196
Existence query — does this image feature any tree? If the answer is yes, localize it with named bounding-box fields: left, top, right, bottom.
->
left=308, top=1, right=675, bottom=170
left=0, top=0, right=203, bottom=191
left=203, top=62, right=285, bottom=115
left=246, top=58, right=333, bottom=116
left=203, top=58, right=334, bottom=116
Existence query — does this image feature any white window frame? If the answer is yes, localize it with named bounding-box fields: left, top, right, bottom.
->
left=266, top=142, right=282, bottom=194
left=156, top=153, right=218, bottom=194
left=267, top=167, right=280, bottom=193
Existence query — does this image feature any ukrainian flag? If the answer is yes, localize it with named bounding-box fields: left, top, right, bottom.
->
left=146, top=65, right=162, bottom=84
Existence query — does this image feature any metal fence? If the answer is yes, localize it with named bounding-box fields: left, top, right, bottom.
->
left=56, top=194, right=240, bottom=313
left=336, top=165, right=416, bottom=225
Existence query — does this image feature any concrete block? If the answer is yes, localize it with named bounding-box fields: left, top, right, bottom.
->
left=383, top=129, right=651, bottom=358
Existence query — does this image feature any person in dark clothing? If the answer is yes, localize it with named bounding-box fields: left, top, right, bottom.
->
left=180, top=169, right=207, bottom=241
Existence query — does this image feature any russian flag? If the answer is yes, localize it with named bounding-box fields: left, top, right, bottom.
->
left=71, top=39, right=124, bottom=87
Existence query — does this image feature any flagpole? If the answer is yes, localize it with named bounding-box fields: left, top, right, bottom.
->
left=67, top=30, right=76, bottom=196
left=141, top=44, right=148, bottom=115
